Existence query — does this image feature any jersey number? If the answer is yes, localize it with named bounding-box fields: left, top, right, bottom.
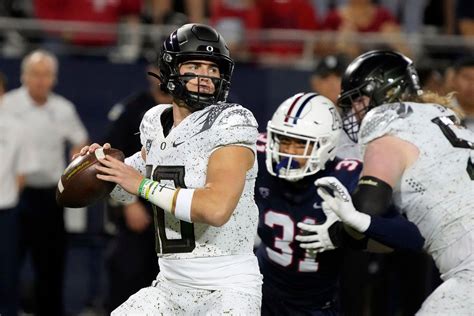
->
left=264, top=211, right=319, bottom=272
left=432, top=116, right=474, bottom=180
left=147, top=165, right=196, bottom=254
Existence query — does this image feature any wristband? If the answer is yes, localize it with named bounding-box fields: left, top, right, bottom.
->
left=174, top=189, right=195, bottom=223
left=139, top=179, right=178, bottom=215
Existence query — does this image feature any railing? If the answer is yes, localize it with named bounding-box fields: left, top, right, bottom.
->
left=0, top=17, right=472, bottom=68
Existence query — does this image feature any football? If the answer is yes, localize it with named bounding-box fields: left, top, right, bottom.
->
left=56, top=148, right=125, bottom=208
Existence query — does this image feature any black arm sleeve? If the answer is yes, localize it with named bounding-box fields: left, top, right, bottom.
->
left=365, top=210, right=425, bottom=251
left=352, top=176, right=393, bottom=216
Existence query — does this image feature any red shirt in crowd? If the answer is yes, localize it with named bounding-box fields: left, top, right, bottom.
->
left=34, top=0, right=142, bottom=46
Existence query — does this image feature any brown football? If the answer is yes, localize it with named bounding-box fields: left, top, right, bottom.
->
left=56, top=148, right=125, bottom=208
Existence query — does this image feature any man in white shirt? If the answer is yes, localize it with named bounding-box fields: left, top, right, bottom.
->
left=2, top=50, right=88, bottom=316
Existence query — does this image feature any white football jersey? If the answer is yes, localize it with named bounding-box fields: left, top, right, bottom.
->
left=139, top=102, right=259, bottom=260
left=359, top=102, right=474, bottom=277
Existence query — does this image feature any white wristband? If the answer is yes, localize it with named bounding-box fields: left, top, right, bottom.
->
left=145, top=182, right=177, bottom=214
left=174, top=189, right=195, bottom=223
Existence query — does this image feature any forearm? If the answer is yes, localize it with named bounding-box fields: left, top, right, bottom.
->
left=139, top=180, right=239, bottom=227
left=191, top=185, right=241, bottom=227
left=364, top=214, right=425, bottom=251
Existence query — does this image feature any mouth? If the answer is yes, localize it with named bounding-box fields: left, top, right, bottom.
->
left=195, top=84, right=213, bottom=94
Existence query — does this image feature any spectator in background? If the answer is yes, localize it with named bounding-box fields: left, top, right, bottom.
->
left=102, top=62, right=172, bottom=313
left=145, top=0, right=207, bottom=25
left=322, top=0, right=410, bottom=58
left=209, top=0, right=261, bottom=60
left=450, top=56, right=474, bottom=130
left=418, top=67, right=447, bottom=95
left=310, top=54, right=348, bottom=105
left=0, top=70, right=39, bottom=316
left=379, top=0, right=429, bottom=34
left=2, top=50, right=88, bottom=316
left=456, top=0, right=474, bottom=38
left=254, top=0, right=320, bottom=61
left=33, top=0, right=142, bottom=62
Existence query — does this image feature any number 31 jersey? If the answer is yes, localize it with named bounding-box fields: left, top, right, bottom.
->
left=359, top=102, right=474, bottom=277
left=255, top=148, right=362, bottom=306
left=139, top=102, right=259, bottom=260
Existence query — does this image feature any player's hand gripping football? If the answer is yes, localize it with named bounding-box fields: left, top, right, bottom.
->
left=295, top=208, right=340, bottom=253
left=315, top=177, right=371, bottom=233
left=74, top=143, right=144, bottom=196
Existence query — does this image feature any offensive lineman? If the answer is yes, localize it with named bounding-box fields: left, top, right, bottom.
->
left=315, top=50, right=474, bottom=315
left=76, top=24, right=262, bottom=314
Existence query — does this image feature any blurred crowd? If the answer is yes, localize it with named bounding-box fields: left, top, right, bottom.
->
left=0, top=0, right=473, bottom=64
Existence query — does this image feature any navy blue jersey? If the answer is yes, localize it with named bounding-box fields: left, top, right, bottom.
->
left=255, top=145, right=362, bottom=308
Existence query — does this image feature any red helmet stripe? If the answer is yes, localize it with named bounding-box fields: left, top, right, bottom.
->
left=284, top=93, right=304, bottom=122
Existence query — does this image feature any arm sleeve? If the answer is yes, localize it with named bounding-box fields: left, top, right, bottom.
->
left=364, top=208, right=425, bottom=251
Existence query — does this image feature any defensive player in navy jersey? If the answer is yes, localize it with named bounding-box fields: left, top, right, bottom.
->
left=255, top=92, right=364, bottom=315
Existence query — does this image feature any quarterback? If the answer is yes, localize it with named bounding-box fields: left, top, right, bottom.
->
left=77, top=24, right=262, bottom=314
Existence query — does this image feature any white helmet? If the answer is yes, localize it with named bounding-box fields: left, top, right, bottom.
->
left=266, top=92, right=342, bottom=181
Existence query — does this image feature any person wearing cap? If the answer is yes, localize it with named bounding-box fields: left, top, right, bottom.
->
left=310, top=54, right=348, bottom=105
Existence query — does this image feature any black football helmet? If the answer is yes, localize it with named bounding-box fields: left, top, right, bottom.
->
left=156, top=23, right=234, bottom=111
left=337, top=50, right=422, bottom=142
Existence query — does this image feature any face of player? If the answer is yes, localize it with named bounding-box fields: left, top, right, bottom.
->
left=179, top=60, right=220, bottom=95
left=351, top=95, right=371, bottom=123
left=23, top=57, right=56, bottom=104
left=278, top=135, right=314, bottom=167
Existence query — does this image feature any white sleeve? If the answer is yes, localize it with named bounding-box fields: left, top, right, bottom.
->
left=15, top=124, right=40, bottom=175
left=211, top=106, right=259, bottom=154
left=63, top=100, right=88, bottom=146
left=109, top=151, right=145, bottom=203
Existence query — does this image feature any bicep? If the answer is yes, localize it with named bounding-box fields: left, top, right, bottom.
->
left=361, top=136, right=411, bottom=188
left=206, top=145, right=254, bottom=195
left=190, top=145, right=254, bottom=226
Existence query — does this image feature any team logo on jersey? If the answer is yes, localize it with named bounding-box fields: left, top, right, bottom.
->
left=313, top=202, right=322, bottom=209
left=145, top=139, right=153, bottom=154
left=172, top=140, right=185, bottom=147
left=259, top=187, right=270, bottom=199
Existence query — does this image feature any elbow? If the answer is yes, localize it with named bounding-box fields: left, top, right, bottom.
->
left=204, top=202, right=234, bottom=227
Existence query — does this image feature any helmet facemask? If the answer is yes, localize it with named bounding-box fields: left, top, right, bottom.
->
left=338, top=62, right=421, bottom=142
left=265, top=93, right=341, bottom=182
left=266, top=131, right=335, bottom=182
left=157, top=24, right=234, bottom=112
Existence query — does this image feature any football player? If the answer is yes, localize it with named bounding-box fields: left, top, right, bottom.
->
left=255, top=92, right=423, bottom=315
left=76, top=24, right=262, bottom=314
left=316, top=50, right=474, bottom=315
